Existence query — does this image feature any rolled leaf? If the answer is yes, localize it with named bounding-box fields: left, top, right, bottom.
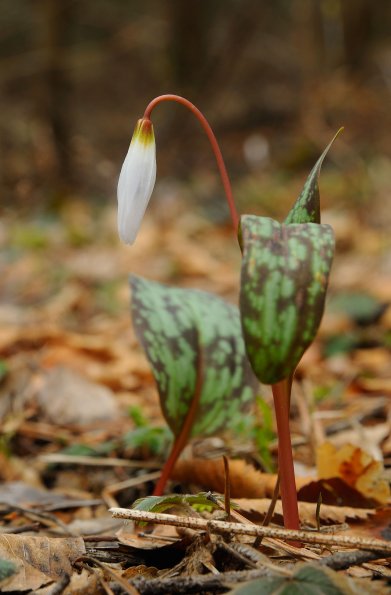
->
left=240, top=215, right=335, bottom=384
left=131, top=493, right=224, bottom=514
left=284, top=129, right=343, bottom=225
left=131, top=275, right=258, bottom=437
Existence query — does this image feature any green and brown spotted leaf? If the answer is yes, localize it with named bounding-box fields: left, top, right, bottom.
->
left=228, top=562, right=384, bottom=594
left=240, top=216, right=335, bottom=384
left=130, top=276, right=258, bottom=438
left=284, top=129, right=343, bottom=225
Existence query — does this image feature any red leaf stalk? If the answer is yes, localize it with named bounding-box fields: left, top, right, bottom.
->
left=144, top=94, right=239, bottom=232
left=271, top=378, right=300, bottom=533
left=153, top=355, right=203, bottom=496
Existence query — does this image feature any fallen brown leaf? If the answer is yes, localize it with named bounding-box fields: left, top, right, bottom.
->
left=37, top=366, right=119, bottom=425
left=356, top=377, right=391, bottom=394
left=336, top=507, right=391, bottom=542
left=234, top=498, right=375, bottom=527
left=0, top=534, right=85, bottom=592
left=317, top=443, right=390, bottom=505
left=172, top=458, right=311, bottom=498
left=117, top=522, right=182, bottom=549
left=61, top=568, right=105, bottom=595
left=0, top=481, right=97, bottom=510
left=297, top=477, right=381, bottom=508
left=123, top=565, right=159, bottom=579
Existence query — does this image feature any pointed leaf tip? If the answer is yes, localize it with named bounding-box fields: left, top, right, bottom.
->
left=285, top=128, right=343, bottom=225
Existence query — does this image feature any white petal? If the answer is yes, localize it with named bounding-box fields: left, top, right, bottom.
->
left=117, top=123, right=156, bottom=244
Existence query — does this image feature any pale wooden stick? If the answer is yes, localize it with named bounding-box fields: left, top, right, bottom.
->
left=39, top=454, right=159, bottom=468
left=110, top=507, right=391, bottom=553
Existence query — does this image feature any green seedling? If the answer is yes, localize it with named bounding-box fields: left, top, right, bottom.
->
left=126, top=405, right=173, bottom=457
left=253, top=397, right=275, bottom=473
left=131, top=492, right=227, bottom=516
left=123, top=425, right=172, bottom=457
left=128, top=405, right=149, bottom=427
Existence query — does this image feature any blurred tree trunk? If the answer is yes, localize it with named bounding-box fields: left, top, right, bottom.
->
left=39, top=0, right=73, bottom=202
left=340, top=0, right=374, bottom=71
left=168, top=0, right=208, bottom=95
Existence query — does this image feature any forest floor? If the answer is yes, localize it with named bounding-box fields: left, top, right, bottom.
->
left=0, top=175, right=390, bottom=593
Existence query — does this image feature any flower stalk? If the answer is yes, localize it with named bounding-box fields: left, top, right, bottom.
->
left=153, top=355, right=204, bottom=496
left=117, top=95, right=239, bottom=245
left=271, top=378, right=300, bottom=533
left=143, top=94, right=239, bottom=232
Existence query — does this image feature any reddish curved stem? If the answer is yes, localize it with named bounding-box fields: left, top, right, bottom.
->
left=272, top=378, right=300, bottom=533
left=153, top=355, right=204, bottom=496
left=144, top=94, right=239, bottom=233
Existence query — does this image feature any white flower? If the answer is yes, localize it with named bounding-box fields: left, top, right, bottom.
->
left=117, top=118, right=156, bottom=244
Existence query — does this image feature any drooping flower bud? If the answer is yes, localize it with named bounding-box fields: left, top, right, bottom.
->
left=117, top=118, right=156, bottom=244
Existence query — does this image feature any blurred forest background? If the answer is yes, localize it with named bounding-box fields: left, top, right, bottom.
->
left=0, top=7, right=390, bottom=589
left=1, top=0, right=390, bottom=220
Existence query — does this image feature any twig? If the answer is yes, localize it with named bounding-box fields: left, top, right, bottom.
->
left=316, top=492, right=322, bottom=532
left=110, top=507, right=391, bottom=553
left=83, top=535, right=118, bottom=542
left=253, top=472, right=280, bottom=548
left=45, top=574, right=70, bottom=595
left=223, top=456, right=231, bottom=520
left=194, top=494, right=318, bottom=559
left=216, top=540, right=293, bottom=577
left=206, top=492, right=254, bottom=526
left=81, top=556, right=140, bottom=595
left=0, top=522, right=40, bottom=534
left=319, top=549, right=391, bottom=570
left=131, top=568, right=270, bottom=595
left=216, top=540, right=258, bottom=569
left=39, top=453, right=160, bottom=469
left=8, top=505, right=75, bottom=536
left=217, top=540, right=269, bottom=568
left=102, top=472, right=161, bottom=508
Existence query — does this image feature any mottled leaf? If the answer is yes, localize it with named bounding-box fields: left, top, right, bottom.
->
left=240, top=216, right=334, bottom=384
left=130, top=276, right=258, bottom=437
left=228, top=562, right=381, bottom=594
left=285, top=129, right=343, bottom=225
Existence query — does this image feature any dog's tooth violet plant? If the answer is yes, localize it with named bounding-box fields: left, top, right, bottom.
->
left=239, top=132, right=341, bottom=531
left=117, top=94, right=340, bottom=529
